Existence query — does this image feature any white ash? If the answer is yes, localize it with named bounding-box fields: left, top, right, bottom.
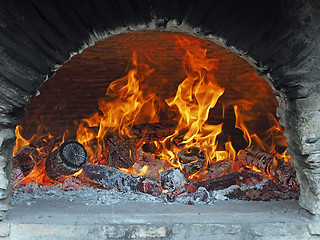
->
left=211, top=179, right=269, bottom=200
left=159, top=168, right=186, bottom=191
left=11, top=176, right=272, bottom=206
left=11, top=181, right=163, bottom=206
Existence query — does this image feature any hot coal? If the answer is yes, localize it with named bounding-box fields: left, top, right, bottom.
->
left=193, top=159, right=232, bottom=180
left=186, top=171, right=241, bottom=192
left=82, top=164, right=163, bottom=196
left=11, top=133, right=299, bottom=203
left=177, top=147, right=206, bottom=175
left=12, top=145, right=40, bottom=176
left=238, top=146, right=296, bottom=185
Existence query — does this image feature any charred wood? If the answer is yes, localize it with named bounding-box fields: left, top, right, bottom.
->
left=177, top=147, right=206, bottom=176
left=33, top=137, right=64, bottom=154
left=166, top=186, right=209, bottom=203
left=107, top=135, right=135, bottom=169
left=12, top=145, right=41, bottom=176
left=130, top=123, right=176, bottom=143
left=82, top=164, right=163, bottom=196
left=45, top=140, right=87, bottom=181
left=185, top=171, right=241, bottom=192
left=133, top=149, right=171, bottom=181
left=193, top=159, right=232, bottom=180
left=227, top=179, right=300, bottom=201
left=237, top=146, right=296, bottom=185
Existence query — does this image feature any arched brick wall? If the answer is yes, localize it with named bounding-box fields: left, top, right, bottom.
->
left=0, top=0, right=319, bottom=219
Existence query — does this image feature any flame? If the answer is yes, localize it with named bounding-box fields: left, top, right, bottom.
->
left=13, top=126, right=33, bottom=155
left=137, top=165, right=148, bottom=176
left=156, top=37, right=225, bottom=164
left=13, top=33, right=292, bottom=187
left=20, top=159, right=53, bottom=185
left=76, top=51, right=159, bottom=162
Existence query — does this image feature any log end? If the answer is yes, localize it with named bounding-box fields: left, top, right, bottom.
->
left=59, top=140, right=87, bottom=168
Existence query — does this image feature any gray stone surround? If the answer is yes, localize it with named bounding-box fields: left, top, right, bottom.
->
left=0, top=0, right=319, bottom=222
left=1, top=199, right=319, bottom=240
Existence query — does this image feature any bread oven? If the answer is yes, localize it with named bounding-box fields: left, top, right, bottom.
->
left=0, top=0, right=319, bottom=239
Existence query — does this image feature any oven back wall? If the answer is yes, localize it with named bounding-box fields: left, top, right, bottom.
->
left=20, top=31, right=266, bottom=140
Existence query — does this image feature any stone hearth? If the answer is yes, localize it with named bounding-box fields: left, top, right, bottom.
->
left=1, top=199, right=319, bottom=240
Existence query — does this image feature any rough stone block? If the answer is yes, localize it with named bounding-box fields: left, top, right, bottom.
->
left=0, top=197, right=10, bottom=212
left=101, top=225, right=167, bottom=239
left=0, top=168, right=9, bottom=192
left=308, top=221, right=320, bottom=235
left=305, top=153, right=320, bottom=169
left=0, top=222, right=10, bottom=237
left=0, top=188, right=10, bottom=201
left=292, top=97, right=320, bottom=113
left=287, top=111, right=320, bottom=155
left=250, top=222, right=310, bottom=238
left=298, top=169, right=320, bottom=215
left=303, top=169, right=320, bottom=195
left=171, top=223, right=247, bottom=240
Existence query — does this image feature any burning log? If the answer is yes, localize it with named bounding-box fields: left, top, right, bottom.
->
left=12, top=145, right=41, bottom=176
left=166, top=186, right=210, bottom=204
left=185, top=172, right=241, bottom=192
left=192, top=159, right=232, bottom=180
left=130, top=123, right=177, bottom=143
left=107, top=135, right=135, bottom=169
left=237, top=146, right=296, bottom=185
left=177, top=147, right=206, bottom=176
left=82, top=164, right=163, bottom=196
left=133, top=149, right=171, bottom=181
left=45, top=140, right=87, bottom=181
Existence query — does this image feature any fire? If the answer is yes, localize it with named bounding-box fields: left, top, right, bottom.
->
left=160, top=37, right=224, bottom=163
left=76, top=51, right=159, bottom=162
left=13, top=33, right=291, bottom=187
left=13, top=126, right=33, bottom=155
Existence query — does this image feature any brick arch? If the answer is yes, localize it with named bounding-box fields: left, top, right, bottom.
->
left=0, top=0, right=319, bottom=219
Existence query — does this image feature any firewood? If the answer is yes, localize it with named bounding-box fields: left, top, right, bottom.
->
left=227, top=178, right=300, bottom=201
left=130, top=123, right=176, bottom=142
left=45, top=140, right=87, bottom=181
left=133, top=149, right=170, bottom=181
left=33, top=137, right=64, bottom=154
left=177, top=147, right=206, bottom=176
left=237, top=146, right=296, bottom=185
left=192, top=159, right=232, bottom=180
left=159, top=168, right=186, bottom=192
left=185, top=171, right=241, bottom=192
left=107, top=135, right=135, bottom=169
left=12, top=145, right=41, bottom=176
left=82, top=164, right=163, bottom=196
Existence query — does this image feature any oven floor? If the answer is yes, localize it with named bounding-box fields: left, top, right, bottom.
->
left=1, top=199, right=318, bottom=239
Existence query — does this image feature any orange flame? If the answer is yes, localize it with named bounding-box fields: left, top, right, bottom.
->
left=157, top=37, right=225, bottom=164
left=13, top=33, right=291, bottom=187
left=13, top=126, right=33, bottom=155
left=76, top=51, right=159, bottom=162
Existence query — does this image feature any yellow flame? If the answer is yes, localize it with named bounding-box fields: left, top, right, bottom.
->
left=13, top=126, right=32, bottom=155
left=13, top=33, right=292, bottom=185
left=76, top=51, right=159, bottom=161
left=157, top=37, right=225, bottom=163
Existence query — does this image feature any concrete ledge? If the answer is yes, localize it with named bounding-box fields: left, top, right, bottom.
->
left=3, top=199, right=318, bottom=239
